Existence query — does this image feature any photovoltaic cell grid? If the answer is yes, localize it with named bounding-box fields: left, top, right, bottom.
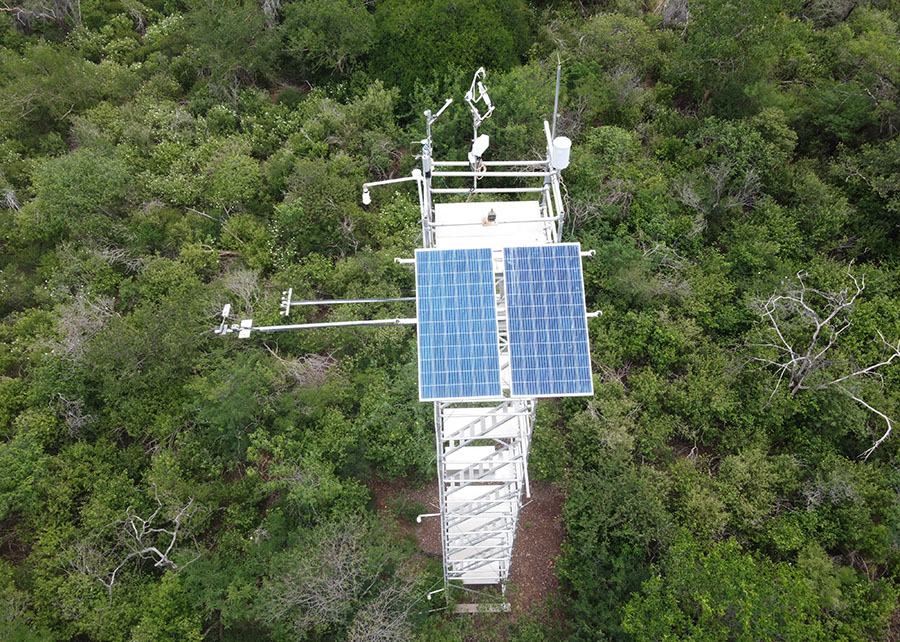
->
left=415, top=248, right=502, bottom=401
left=504, top=243, right=593, bottom=397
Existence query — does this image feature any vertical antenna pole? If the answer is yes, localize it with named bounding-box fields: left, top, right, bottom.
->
left=422, top=98, right=450, bottom=248
left=423, top=110, right=434, bottom=248
left=551, top=53, right=562, bottom=139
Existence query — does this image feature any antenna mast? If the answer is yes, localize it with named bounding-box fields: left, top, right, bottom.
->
left=464, top=67, right=495, bottom=190
left=218, top=67, right=593, bottom=612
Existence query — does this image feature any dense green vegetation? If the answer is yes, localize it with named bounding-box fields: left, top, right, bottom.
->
left=2, top=0, right=900, bottom=640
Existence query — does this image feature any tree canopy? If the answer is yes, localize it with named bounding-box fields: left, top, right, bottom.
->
left=1, top=0, right=900, bottom=640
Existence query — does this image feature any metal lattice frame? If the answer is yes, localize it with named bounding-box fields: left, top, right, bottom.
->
left=422, top=118, right=564, bottom=591
left=217, top=73, right=586, bottom=604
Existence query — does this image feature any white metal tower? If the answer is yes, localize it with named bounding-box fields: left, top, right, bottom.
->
left=218, top=67, right=596, bottom=606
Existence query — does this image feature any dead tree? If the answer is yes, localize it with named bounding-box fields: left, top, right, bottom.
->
left=260, top=0, right=280, bottom=29
left=71, top=486, right=201, bottom=598
left=346, top=563, right=419, bottom=642
left=749, top=267, right=900, bottom=459
left=260, top=518, right=420, bottom=637
left=261, top=520, right=369, bottom=631
left=674, top=161, right=760, bottom=237
left=47, top=292, right=115, bottom=362
left=0, top=0, right=81, bottom=29
left=2, top=188, right=19, bottom=211
left=53, top=393, right=93, bottom=438
left=263, top=343, right=337, bottom=387
left=221, top=266, right=261, bottom=317
left=657, top=0, right=690, bottom=29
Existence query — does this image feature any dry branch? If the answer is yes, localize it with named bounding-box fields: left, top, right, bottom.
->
left=748, top=266, right=899, bottom=458
left=70, top=485, right=202, bottom=598
left=264, top=343, right=337, bottom=387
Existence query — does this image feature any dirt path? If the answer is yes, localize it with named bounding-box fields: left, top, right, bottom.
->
left=508, top=481, right=566, bottom=613
left=366, top=477, right=567, bottom=616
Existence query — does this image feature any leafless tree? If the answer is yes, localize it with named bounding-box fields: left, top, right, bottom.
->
left=555, top=94, right=590, bottom=140
left=802, top=464, right=858, bottom=510
left=613, top=62, right=647, bottom=101
left=47, top=292, right=115, bottom=362
left=69, top=486, right=202, bottom=598
left=53, top=393, right=93, bottom=438
left=346, top=563, right=419, bottom=642
left=658, top=0, right=690, bottom=28
left=259, top=517, right=421, bottom=639
left=54, top=243, right=147, bottom=293
left=263, top=344, right=337, bottom=387
left=640, top=242, right=693, bottom=300
left=260, top=520, right=370, bottom=631
left=564, top=178, right=633, bottom=236
left=1, top=0, right=80, bottom=29
left=260, top=0, right=280, bottom=29
left=221, top=266, right=262, bottom=317
left=800, top=0, right=857, bottom=26
left=93, top=246, right=147, bottom=274
left=2, top=188, right=20, bottom=211
left=675, top=162, right=760, bottom=237
left=748, top=267, right=900, bottom=458
left=125, top=2, right=147, bottom=34
left=340, top=215, right=361, bottom=252
left=188, top=206, right=247, bottom=248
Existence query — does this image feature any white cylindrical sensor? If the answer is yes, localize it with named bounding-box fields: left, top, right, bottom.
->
left=551, top=136, right=571, bottom=170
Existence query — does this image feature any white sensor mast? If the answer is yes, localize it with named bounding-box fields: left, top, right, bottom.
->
left=465, top=67, right=494, bottom=138
left=465, top=67, right=495, bottom=189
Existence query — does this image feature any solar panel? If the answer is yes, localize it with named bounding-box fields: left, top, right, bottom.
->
left=504, top=243, right=593, bottom=397
left=415, top=248, right=502, bottom=401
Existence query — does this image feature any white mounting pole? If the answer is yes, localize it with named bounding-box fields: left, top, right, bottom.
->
left=421, top=98, right=451, bottom=248
left=224, top=317, right=418, bottom=338
left=465, top=67, right=495, bottom=191
left=279, top=290, right=416, bottom=317
left=551, top=54, right=562, bottom=139
left=362, top=172, right=423, bottom=205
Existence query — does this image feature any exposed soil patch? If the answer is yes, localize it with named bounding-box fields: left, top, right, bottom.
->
left=366, top=477, right=442, bottom=557
left=889, top=601, right=900, bottom=642
left=0, top=516, right=30, bottom=564
left=507, top=480, right=566, bottom=614
left=366, top=477, right=567, bottom=618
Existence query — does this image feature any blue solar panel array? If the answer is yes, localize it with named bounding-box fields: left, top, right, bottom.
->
left=415, top=248, right=502, bottom=401
left=504, top=243, right=593, bottom=397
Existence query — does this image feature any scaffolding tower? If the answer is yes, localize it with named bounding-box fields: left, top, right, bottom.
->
left=218, top=68, right=595, bottom=604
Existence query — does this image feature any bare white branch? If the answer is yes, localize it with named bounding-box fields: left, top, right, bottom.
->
left=842, top=387, right=894, bottom=461
left=748, top=266, right=899, bottom=457
left=69, top=485, right=201, bottom=599
left=45, top=292, right=115, bottom=362
left=263, top=343, right=337, bottom=387
left=1, top=0, right=81, bottom=28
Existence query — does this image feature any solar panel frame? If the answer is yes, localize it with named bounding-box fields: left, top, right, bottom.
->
left=415, top=247, right=503, bottom=402
left=503, top=243, right=593, bottom=398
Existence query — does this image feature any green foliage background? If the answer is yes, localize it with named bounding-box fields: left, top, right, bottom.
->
left=1, top=0, right=900, bottom=640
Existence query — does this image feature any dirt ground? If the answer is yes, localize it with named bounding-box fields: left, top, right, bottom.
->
left=367, top=477, right=443, bottom=556
left=507, top=481, right=566, bottom=613
left=890, top=606, right=900, bottom=641
left=366, top=477, right=566, bottom=615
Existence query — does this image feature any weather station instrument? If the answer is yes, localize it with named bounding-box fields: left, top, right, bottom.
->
left=217, top=67, right=600, bottom=611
